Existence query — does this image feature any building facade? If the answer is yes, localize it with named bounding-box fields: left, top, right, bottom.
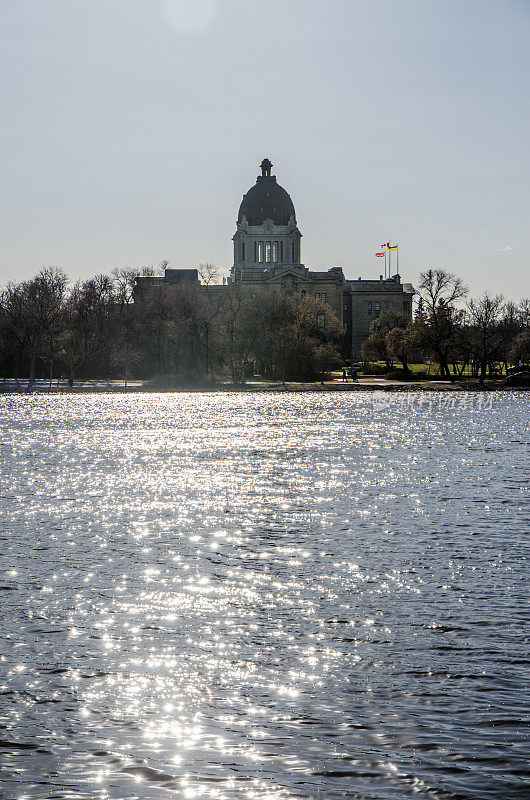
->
left=134, top=159, right=415, bottom=359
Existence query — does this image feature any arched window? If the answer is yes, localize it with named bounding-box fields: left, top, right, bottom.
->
left=292, top=241, right=296, bottom=262
left=273, top=242, right=278, bottom=262
left=265, top=242, right=271, bottom=262
left=258, top=242, right=264, bottom=262
left=241, top=242, right=245, bottom=261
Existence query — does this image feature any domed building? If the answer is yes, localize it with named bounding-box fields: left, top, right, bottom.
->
left=228, top=159, right=346, bottom=325
left=233, top=158, right=302, bottom=270
left=134, top=157, right=415, bottom=359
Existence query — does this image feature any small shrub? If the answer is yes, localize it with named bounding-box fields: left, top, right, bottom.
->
left=385, top=368, right=415, bottom=380
left=359, top=363, right=389, bottom=376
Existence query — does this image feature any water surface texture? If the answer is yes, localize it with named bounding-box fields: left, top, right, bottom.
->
left=1, top=392, right=528, bottom=799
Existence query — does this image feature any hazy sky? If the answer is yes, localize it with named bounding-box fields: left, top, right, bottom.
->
left=1, top=0, right=529, bottom=299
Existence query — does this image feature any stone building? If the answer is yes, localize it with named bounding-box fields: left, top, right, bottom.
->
left=344, top=274, right=415, bottom=359
left=134, top=158, right=415, bottom=359
left=228, top=158, right=346, bottom=321
left=233, top=158, right=301, bottom=271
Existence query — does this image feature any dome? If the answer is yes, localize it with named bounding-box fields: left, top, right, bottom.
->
left=238, top=160, right=296, bottom=226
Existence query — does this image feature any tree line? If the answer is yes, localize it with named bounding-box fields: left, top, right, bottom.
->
left=362, top=269, right=530, bottom=382
left=0, top=265, right=342, bottom=387
left=1, top=265, right=528, bottom=387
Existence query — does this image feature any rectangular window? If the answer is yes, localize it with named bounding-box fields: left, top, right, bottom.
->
left=273, top=241, right=279, bottom=262
left=383, top=302, right=388, bottom=310
left=241, top=242, right=245, bottom=261
left=344, top=303, right=348, bottom=311
left=375, top=301, right=380, bottom=311
left=292, top=242, right=296, bottom=262
left=321, top=292, right=326, bottom=303
left=280, top=241, right=283, bottom=261
left=368, top=302, right=372, bottom=311
left=265, top=241, right=272, bottom=262
left=258, top=242, right=264, bottom=262
left=315, top=292, right=320, bottom=299
left=343, top=322, right=348, bottom=331
left=317, top=315, right=324, bottom=328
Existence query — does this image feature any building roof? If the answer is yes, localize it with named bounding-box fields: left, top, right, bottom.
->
left=238, top=161, right=296, bottom=226
left=165, top=269, right=199, bottom=283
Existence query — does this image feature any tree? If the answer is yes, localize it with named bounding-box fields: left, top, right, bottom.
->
left=110, top=333, right=141, bottom=388
left=466, top=293, right=505, bottom=383
left=416, top=269, right=467, bottom=379
left=252, top=292, right=341, bottom=381
left=60, top=275, right=116, bottom=385
left=518, top=298, right=530, bottom=329
left=509, top=330, right=530, bottom=365
left=0, top=268, right=68, bottom=386
left=386, top=325, right=421, bottom=374
left=361, top=334, right=391, bottom=366
left=314, top=341, right=342, bottom=384
left=164, top=282, right=203, bottom=380
left=197, top=263, right=219, bottom=291
left=113, top=266, right=156, bottom=311
left=135, top=283, right=177, bottom=376
left=370, top=309, right=410, bottom=337
left=363, top=309, right=412, bottom=369
left=217, top=285, right=261, bottom=383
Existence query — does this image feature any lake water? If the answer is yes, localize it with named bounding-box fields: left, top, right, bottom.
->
left=0, top=391, right=528, bottom=800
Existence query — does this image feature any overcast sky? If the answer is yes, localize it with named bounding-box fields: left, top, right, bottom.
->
left=1, top=0, right=529, bottom=299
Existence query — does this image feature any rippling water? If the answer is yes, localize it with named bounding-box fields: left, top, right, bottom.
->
left=0, top=392, right=528, bottom=799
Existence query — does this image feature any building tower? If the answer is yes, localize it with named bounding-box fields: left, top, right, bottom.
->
left=232, top=159, right=302, bottom=275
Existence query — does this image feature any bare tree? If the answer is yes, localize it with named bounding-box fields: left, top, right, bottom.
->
left=112, top=268, right=141, bottom=311
left=197, top=263, right=219, bottom=288
left=110, top=333, right=141, bottom=389
left=466, top=293, right=505, bottom=383
left=218, top=284, right=259, bottom=383
left=1, top=267, right=68, bottom=387
left=416, top=269, right=467, bottom=379
left=518, top=298, right=530, bottom=328
left=418, top=269, right=467, bottom=313
left=60, top=275, right=116, bottom=386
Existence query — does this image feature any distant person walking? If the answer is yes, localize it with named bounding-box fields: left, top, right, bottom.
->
left=342, top=368, right=347, bottom=382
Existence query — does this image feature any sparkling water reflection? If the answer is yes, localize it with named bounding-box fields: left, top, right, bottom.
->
left=0, top=392, right=528, bottom=799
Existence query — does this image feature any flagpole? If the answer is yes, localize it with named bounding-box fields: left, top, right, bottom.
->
left=384, top=248, right=387, bottom=279
left=389, top=246, right=391, bottom=277
left=397, top=245, right=399, bottom=276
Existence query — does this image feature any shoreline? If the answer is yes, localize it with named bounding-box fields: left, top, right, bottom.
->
left=0, top=378, right=526, bottom=394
